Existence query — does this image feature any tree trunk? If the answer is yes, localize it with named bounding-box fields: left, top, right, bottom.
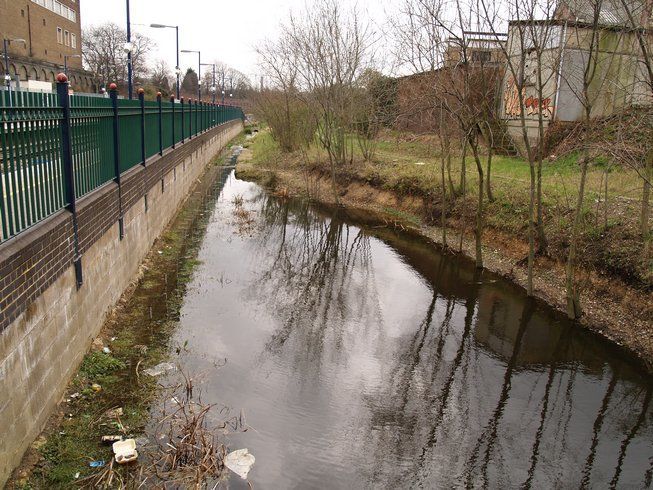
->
left=536, top=158, right=548, bottom=254
left=528, top=160, right=536, bottom=296
left=460, top=139, right=467, bottom=195
left=486, top=148, right=494, bottom=202
left=470, top=139, right=484, bottom=269
left=441, top=153, right=448, bottom=247
left=641, top=149, right=652, bottom=237
left=566, top=152, right=590, bottom=319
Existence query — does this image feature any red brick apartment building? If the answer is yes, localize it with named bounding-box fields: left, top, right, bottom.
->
left=0, top=0, right=94, bottom=92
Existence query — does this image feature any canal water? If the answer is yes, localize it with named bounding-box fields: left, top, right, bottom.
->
left=172, top=168, right=653, bottom=488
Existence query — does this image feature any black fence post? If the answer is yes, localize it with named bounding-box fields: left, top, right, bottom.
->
left=195, top=99, right=199, bottom=136
left=157, top=92, right=163, bottom=156
left=189, top=99, right=193, bottom=139
left=139, top=88, right=146, bottom=166
left=56, top=73, right=83, bottom=288
left=180, top=97, right=185, bottom=143
left=170, top=95, right=176, bottom=149
left=109, top=83, right=125, bottom=240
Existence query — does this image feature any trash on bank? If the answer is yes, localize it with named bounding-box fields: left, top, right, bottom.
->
left=89, top=460, right=105, bottom=468
left=91, top=383, right=102, bottom=392
left=113, top=438, right=138, bottom=464
left=102, top=347, right=111, bottom=354
left=224, top=448, right=255, bottom=479
left=101, top=435, right=123, bottom=444
left=104, top=407, right=123, bottom=419
left=143, top=362, right=176, bottom=377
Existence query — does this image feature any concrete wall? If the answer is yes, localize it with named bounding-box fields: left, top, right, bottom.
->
left=0, top=120, right=242, bottom=486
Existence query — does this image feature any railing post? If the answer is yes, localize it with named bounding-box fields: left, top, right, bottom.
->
left=139, top=88, right=146, bottom=166
left=56, top=73, right=83, bottom=288
left=195, top=99, right=199, bottom=136
left=180, top=97, right=185, bottom=143
left=170, top=95, right=176, bottom=149
left=157, top=92, right=163, bottom=156
left=188, top=99, right=193, bottom=139
left=109, top=83, right=125, bottom=240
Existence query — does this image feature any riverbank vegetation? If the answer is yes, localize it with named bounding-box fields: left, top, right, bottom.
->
left=10, top=150, right=242, bottom=489
left=250, top=0, right=652, bottom=329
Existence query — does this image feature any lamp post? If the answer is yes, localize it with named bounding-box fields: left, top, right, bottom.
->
left=3, top=38, right=26, bottom=105
left=181, top=49, right=201, bottom=101
left=64, top=54, right=81, bottom=79
left=125, top=0, right=133, bottom=99
left=150, top=23, right=180, bottom=99
left=201, top=62, right=216, bottom=103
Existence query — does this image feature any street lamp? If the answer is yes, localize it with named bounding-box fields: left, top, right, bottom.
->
left=3, top=37, right=26, bottom=105
left=181, top=49, right=201, bottom=101
left=125, top=0, right=133, bottom=99
left=64, top=54, right=81, bottom=79
left=150, top=23, right=180, bottom=99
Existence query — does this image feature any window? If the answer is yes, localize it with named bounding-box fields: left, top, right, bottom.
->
left=64, top=30, right=69, bottom=46
left=71, top=33, right=76, bottom=49
left=42, top=18, right=46, bottom=25
left=21, top=9, right=25, bottom=17
left=31, top=0, right=76, bottom=23
left=57, top=27, right=63, bottom=44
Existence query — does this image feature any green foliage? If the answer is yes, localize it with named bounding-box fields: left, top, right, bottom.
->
left=79, top=352, right=126, bottom=379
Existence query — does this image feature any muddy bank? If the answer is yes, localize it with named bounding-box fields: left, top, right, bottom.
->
left=236, top=158, right=653, bottom=373
left=9, top=149, right=240, bottom=489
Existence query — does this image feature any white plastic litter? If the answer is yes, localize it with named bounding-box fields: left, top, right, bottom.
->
left=113, top=438, right=138, bottom=464
left=142, top=362, right=176, bottom=377
left=224, top=448, right=255, bottom=479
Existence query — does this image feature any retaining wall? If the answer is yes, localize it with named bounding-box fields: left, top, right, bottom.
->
left=0, top=120, right=243, bottom=486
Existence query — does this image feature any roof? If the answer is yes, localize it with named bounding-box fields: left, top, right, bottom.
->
left=555, top=0, right=653, bottom=27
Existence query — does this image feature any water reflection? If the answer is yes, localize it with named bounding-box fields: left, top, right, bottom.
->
left=175, top=171, right=653, bottom=489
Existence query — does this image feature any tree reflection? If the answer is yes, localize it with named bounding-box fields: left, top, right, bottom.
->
left=228, top=185, right=653, bottom=488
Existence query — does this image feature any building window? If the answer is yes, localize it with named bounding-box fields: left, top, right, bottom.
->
left=71, top=33, right=77, bottom=49
left=21, top=9, right=25, bottom=17
left=57, top=27, right=63, bottom=44
left=64, top=30, right=70, bottom=46
left=31, top=0, right=77, bottom=23
left=43, top=18, right=46, bottom=25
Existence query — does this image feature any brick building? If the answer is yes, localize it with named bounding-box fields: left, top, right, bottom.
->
left=0, top=0, right=94, bottom=92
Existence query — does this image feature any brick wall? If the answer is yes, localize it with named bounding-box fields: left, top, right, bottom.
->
left=0, top=120, right=243, bottom=485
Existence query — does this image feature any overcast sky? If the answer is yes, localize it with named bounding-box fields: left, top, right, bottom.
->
left=80, top=0, right=395, bottom=81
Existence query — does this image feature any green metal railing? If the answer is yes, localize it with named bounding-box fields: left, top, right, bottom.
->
left=0, top=82, right=244, bottom=243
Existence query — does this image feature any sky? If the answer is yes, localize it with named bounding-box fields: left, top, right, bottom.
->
left=80, top=0, right=396, bottom=83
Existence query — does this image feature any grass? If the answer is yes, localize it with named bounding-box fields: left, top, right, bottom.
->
left=247, top=128, right=651, bottom=289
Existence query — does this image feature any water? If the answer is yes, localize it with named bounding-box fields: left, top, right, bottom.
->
left=173, top=169, right=653, bottom=488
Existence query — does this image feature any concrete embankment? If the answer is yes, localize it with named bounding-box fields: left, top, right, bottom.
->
left=0, top=120, right=243, bottom=486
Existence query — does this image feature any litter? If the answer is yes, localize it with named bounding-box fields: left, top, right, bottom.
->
left=143, top=362, right=176, bottom=377
left=101, top=435, right=123, bottom=444
left=224, top=448, right=255, bottom=480
left=89, top=460, right=105, bottom=468
left=413, top=161, right=426, bottom=165
left=91, top=383, right=102, bottom=392
left=105, top=407, right=123, bottom=419
left=113, top=439, right=138, bottom=464
left=102, top=347, right=111, bottom=354
left=74, top=472, right=80, bottom=479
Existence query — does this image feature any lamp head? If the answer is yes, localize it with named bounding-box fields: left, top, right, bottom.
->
left=123, top=42, right=133, bottom=54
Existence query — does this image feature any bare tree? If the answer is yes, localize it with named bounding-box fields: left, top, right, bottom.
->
left=277, top=0, right=375, bottom=202
left=479, top=0, right=559, bottom=295
left=82, top=22, right=153, bottom=91
left=150, top=59, right=172, bottom=96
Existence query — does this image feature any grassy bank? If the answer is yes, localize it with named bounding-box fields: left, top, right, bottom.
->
left=238, top=128, right=653, bottom=370
left=9, top=142, right=243, bottom=489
